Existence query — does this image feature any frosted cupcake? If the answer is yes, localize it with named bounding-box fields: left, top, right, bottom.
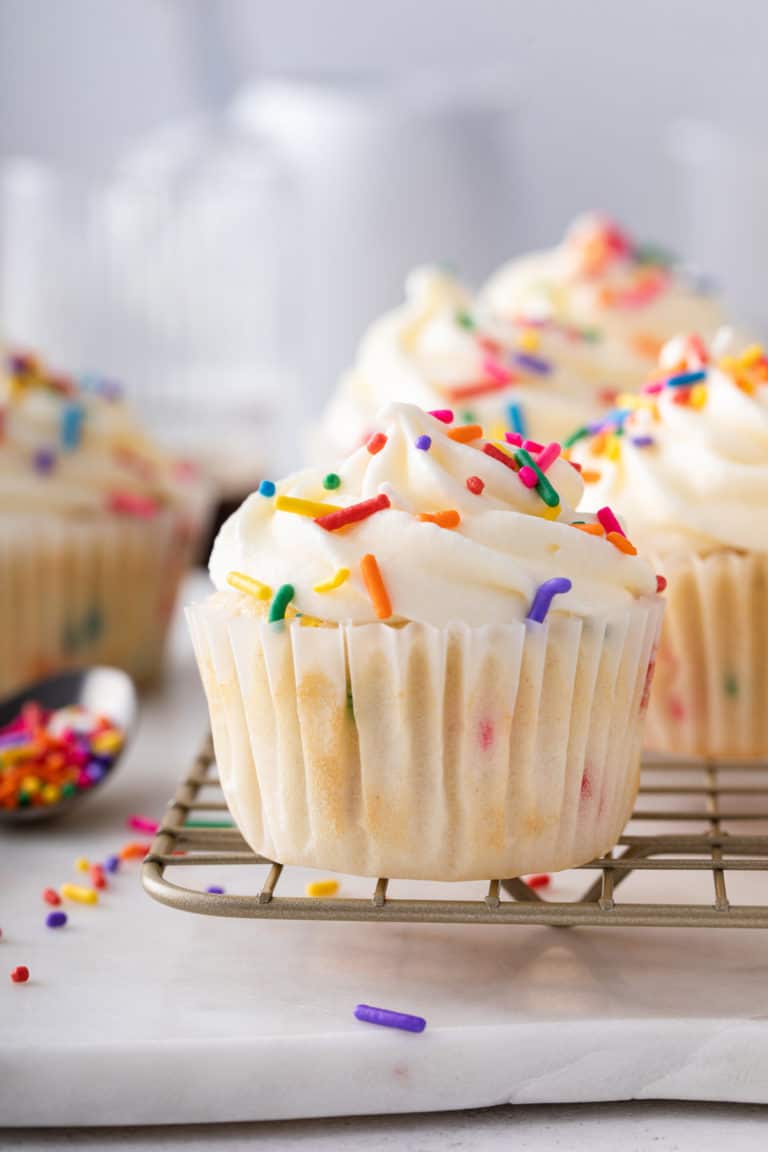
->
left=572, top=334, right=768, bottom=758
left=317, top=266, right=640, bottom=459
left=189, top=402, right=662, bottom=880
left=0, top=351, right=210, bottom=695
left=481, top=215, right=726, bottom=394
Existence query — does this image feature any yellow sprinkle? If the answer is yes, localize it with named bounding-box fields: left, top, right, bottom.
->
left=275, top=495, right=343, bottom=519
left=690, top=384, right=708, bottom=409
left=91, top=730, right=123, bottom=756
left=489, top=421, right=506, bottom=441
left=313, top=567, right=350, bottom=594
left=306, top=879, right=340, bottom=898
left=61, top=883, right=98, bottom=905
left=518, top=327, right=541, bottom=353
left=227, top=571, right=272, bottom=601
left=739, top=344, right=764, bottom=368
left=20, top=776, right=41, bottom=795
left=538, top=503, right=561, bottom=521
left=606, top=436, right=622, bottom=461
left=41, top=784, right=60, bottom=804
left=75, top=857, right=90, bottom=873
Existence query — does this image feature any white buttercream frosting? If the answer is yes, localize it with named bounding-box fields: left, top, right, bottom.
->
left=212, top=401, right=657, bottom=626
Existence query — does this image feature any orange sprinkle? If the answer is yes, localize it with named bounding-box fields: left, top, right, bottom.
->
left=418, top=509, right=461, bottom=529
left=630, top=331, right=664, bottom=360
left=574, top=522, right=605, bottom=537
left=581, top=469, right=602, bottom=484
left=119, top=841, right=152, bottom=861
left=447, top=424, right=483, bottom=444
left=360, top=554, right=392, bottom=620
left=607, top=530, right=637, bottom=556
left=590, top=432, right=607, bottom=456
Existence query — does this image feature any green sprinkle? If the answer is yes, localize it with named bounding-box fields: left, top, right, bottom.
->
left=323, top=473, right=341, bottom=490
left=61, top=782, right=77, bottom=797
left=579, top=326, right=602, bottom=344
left=724, top=673, right=739, bottom=698
left=184, top=820, right=235, bottom=829
left=633, top=242, right=675, bottom=268
left=563, top=426, right=589, bottom=448
left=514, top=448, right=560, bottom=507
left=461, top=409, right=476, bottom=424
left=269, top=584, right=294, bottom=623
left=455, top=310, right=475, bottom=330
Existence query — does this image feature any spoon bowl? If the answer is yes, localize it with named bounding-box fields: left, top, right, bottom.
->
left=0, top=666, right=138, bottom=824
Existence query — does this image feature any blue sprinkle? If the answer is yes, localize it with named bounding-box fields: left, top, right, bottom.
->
left=60, top=403, right=85, bottom=451
left=415, top=435, right=432, bottom=451
left=511, top=352, right=552, bottom=376
left=46, top=911, right=68, bottom=929
left=527, top=577, right=572, bottom=624
left=258, top=480, right=276, bottom=498
left=631, top=435, right=655, bottom=448
left=104, top=855, right=120, bottom=874
left=506, top=402, right=525, bottom=437
left=665, top=369, right=707, bottom=389
left=206, top=885, right=225, bottom=895
left=354, top=1004, right=426, bottom=1033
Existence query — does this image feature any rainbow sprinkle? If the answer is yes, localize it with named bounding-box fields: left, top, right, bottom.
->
left=415, top=435, right=432, bottom=451
left=506, top=402, right=525, bottom=437
left=313, top=568, right=350, bottom=594
left=227, top=571, right=272, bottom=600
left=315, top=493, right=390, bottom=532
left=268, top=584, right=295, bottom=623
left=323, top=473, right=342, bottom=490
left=275, top=495, right=342, bottom=518
left=258, top=480, right=276, bottom=497
left=527, top=577, right=572, bottom=623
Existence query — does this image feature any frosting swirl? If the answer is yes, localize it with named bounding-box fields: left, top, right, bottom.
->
left=573, top=335, right=768, bottom=554
left=212, top=402, right=657, bottom=626
left=0, top=352, right=201, bottom=517
left=481, top=215, right=725, bottom=390
left=318, top=265, right=621, bottom=457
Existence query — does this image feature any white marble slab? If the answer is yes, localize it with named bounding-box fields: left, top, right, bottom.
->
left=2, top=574, right=768, bottom=1126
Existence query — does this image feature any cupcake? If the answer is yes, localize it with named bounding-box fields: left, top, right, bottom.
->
left=572, top=333, right=768, bottom=758
left=189, top=402, right=662, bottom=880
left=481, top=214, right=726, bottom=394
left=0, top=351, right=210, bottom=695
left=316, top=265, right=641, bottom=460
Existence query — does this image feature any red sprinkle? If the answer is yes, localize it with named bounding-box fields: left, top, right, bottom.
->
left=656, top=574, right=668, bottom=593
left=42, top=888, right=61, bottom=906
left=596, top=506, right=625, bottom=538
left=11, top=966, right=29, bottom=983
left=483, top=443, right=518, bottom=471
left=525, top=874, right=551, bottom=890
left=445, top=377, right=517, bottom=401
left=366, top=432, right=387, bottom=455
left=315, top=494, right=390, bottom=532
left=90, top=865, right=107, bottom=890
left=466, top=475, right=485, bottom=495
left=108, top=491, right=159, bottom=518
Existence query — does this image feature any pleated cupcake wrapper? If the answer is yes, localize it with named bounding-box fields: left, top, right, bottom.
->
left=188, top=594, right=663, bottom=881
left=644, top=549, right=768, bottom=759
left=0, top=512, right=191, bottom=697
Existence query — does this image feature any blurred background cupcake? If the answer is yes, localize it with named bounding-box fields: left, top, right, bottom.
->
left=0, top=350, right=211, bottom=695
left=571, top=332, right=768, bottom=758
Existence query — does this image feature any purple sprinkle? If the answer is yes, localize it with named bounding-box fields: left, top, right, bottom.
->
left=85, top=761, right=108, bottom=782
left=631, top=435, right=655, bottom=448
left=415, top=435, right=432, bottom=451
left=527, top=577, right=573, bottom=624
left=511, top=352, right=552, bottom=376
left=104, top=855, right=120, bottom=874
left=354, top=1004, right=426, bottom=1033
left=206, top=885, right=225, bottom=895
left=33, top=447, right=57, bottom=475
left=46, top=911, right=67, bottom=929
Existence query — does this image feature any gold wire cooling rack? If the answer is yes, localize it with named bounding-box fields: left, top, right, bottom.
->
left=142, top=735, right=768, bottom=929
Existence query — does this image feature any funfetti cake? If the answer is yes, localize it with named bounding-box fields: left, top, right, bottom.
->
left=572, top=333, right=768, bottom=757
left=0, top=351, right=210, bottom=694
left=190, top=402, right=663, bottom=881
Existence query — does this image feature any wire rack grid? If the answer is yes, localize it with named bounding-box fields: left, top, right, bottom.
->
left=142, top=736, right=768, bottom=929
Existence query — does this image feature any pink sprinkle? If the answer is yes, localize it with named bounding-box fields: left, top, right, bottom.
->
left=504, top=431, right=523, bottom=446
left=580, top=772, right=593, bottom=800
left=518, top=465, right=538, bottom=488
left=597, top=506, right=625, bottom=538
left=535, top=443, right=561, bottom=472
left=108, top=491, right=159, bottom=518
left=522, top=439, right=544, bottom=454
left=478, top=718, right=495, bottom=751
left=483, top=355, right=512, bottom=385
left=642, top=380, right=665, bottom=395
left=127, top=815, right=159, bottom=834
left=428, top=409, right=454, bottom=424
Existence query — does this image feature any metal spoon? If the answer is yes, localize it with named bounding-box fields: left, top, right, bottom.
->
left=0, top=666, right=138, bottom=824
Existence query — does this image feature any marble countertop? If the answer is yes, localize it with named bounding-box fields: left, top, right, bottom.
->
left=2, top=572, right=768, bottom=1146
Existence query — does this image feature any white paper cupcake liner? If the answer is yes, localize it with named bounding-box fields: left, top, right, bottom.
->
left=644, top=549, right=768, bottom=758
left=188, top=592, right=663, bottom=880
left=0, top=511, right=193, bottom=696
